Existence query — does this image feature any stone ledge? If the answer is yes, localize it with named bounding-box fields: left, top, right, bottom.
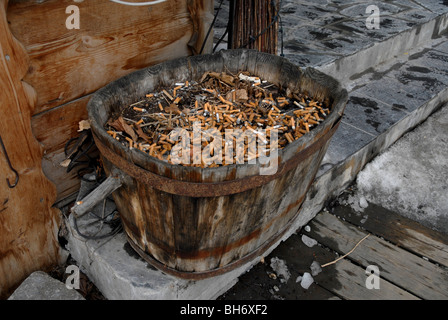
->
left=8, top=271, right=85, bottom=300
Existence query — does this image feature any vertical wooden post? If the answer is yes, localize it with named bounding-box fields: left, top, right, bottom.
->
left=0, top=0, right=62, bottom=298
left=229, top=0, right=280, bottom=54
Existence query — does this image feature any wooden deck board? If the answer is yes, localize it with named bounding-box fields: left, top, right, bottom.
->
left=307, top=211, right=448, bottom=300
left=333, top=201, right=448, bottom=268
left=221, top=200, right=448, bottom=300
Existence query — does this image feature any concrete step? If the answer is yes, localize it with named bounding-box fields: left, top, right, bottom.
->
left=7, top=271, right=85, bottom=300
left=63, top=1, right=448, bottom=300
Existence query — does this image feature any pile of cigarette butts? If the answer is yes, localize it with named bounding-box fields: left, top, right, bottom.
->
left=104, top=71, right=331, bottom=167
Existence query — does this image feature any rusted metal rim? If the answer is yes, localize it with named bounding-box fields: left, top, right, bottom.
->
left=93, top=116, right=341, bottom=198
left=125, top=202, right=305, bottom=280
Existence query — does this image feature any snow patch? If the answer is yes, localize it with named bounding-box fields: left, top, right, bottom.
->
left=301, top=235, right=318, bottom=248
left=270, top=257, right=291, bottom=283
left=300, top=272, right=314, bottom=289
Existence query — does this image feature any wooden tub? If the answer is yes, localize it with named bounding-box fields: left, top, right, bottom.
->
left=86, top=49, right=347, bottom=279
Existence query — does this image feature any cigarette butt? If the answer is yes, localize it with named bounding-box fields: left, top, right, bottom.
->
left=285, top=133, right=294, bottom=143
left=290, top=117, right=295, bottom=129
left=173, top=85, right=182, bottom=97
left=146, top=94, right=154, bottom=98
left=125, top=137, right=133, bottom=144
left=158, top=102, right=164, bottom=111
left=133, top=107, right=146, bottom=112
left=163, top=89, right=174, bottom=101
left=136, top=119, right=144, bottom=125
left=219, top=95, right=232, bottom=105
left=249, top=113, right=255, bottom=123
left=225, top=114, right=236, bottom=123
left=174, top=96, right=182, bottom=104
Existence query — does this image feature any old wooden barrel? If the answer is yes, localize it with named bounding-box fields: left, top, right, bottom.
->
left=87, top=49, right=347, bottom=279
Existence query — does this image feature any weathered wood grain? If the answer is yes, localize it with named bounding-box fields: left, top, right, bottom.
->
left=274, top=232, right=418, bottom=300
left=7, top=0, right=214, bottom=114
left=32, top=95, right=90, bottom=155
left=88, top=50, right=347, bottom=276
left=8, top=0, right=213, bottom=203
left=333, top=202, right=448, bottom=268
left=309, top=212, right=448, bottom=300
left=0, top=0, right=62, bottom=298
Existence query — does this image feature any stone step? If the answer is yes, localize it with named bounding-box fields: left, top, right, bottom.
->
left=7, top=271, right=85, bottom=300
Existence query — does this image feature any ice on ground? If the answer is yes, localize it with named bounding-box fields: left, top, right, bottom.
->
left=300, top=272, right=314, bottom=289
left=355, top=105, right=448, bottom=233
left=359, top=196, right=368, bottom=209
left=310, top=261, right=322, bottom=276
left=270, top=257, right=291, bottom=283
left=344, top=193, right=368, bottom=213
left=301, top=235, right=318, bottom=248
left=360, top=215, right=368, bottom=224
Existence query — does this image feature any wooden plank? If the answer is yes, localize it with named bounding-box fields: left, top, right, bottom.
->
left=31, top=95, right=98, bottom=203
left=220, top=233, right=342, bottom=300
left=32, top=95, right=90, bottom=154
left=42, top=148, right=94, bottom=203
left=221, top=231, right=417, bottom=300
left=7, top=0, right=214, bottom=115
left=317, top=258, right=420, bottom=300
left=308, top=212, right=448, bottom=300
left=0, top=0, right=62, bottom=298
left=333, top=201, right=448, bottom=268
left=274, top=233, right=418, bottom=300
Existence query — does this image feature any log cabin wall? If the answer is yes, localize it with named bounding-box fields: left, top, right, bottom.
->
left=1, top=0, right=213, bottom=298
left=7, top=0, right=214, bottom=205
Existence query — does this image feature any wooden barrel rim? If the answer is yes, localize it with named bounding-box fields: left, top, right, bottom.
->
left=93, top=116, right=341, bottom=198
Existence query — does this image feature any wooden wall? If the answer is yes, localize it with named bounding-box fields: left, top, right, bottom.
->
left=0, top=0, right=63, bottom=298
left=0, top=0, right=213, bottom=297
left=7, top=0, right=214, bottom=204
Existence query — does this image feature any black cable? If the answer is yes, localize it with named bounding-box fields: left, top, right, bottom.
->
left=199, top=0, right=224, bottom=55
left=73, top=215, right=122, bottom=240
left=278, top=1, right=284, bottom=57
left=213, top=25, right=229, bottom=52
left=72, top=198, right=123, bottom=240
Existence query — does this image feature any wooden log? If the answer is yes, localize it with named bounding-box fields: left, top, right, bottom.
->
left=71, top=175, right=122, bottom=219
left=0, top=0, right=62, bottom=299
